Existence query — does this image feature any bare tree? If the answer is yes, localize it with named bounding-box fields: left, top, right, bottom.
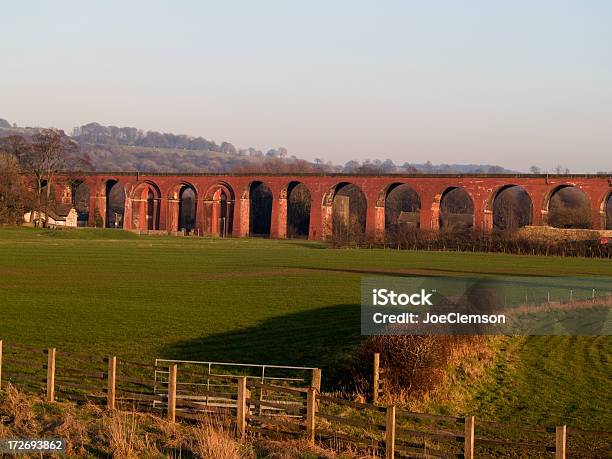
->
left=1, top=129, right=88, bottom=226
left=529, top=165, right=541, bottom=174
left=0, top=151, right=31, bottom=224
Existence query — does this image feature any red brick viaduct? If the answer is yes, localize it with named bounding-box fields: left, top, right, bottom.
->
left=53, top=172, right=612, bottom=241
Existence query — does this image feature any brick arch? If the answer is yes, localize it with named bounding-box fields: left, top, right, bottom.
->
left=321, top=182, right=367, bottom=240
left=280, top=180, right=311, bottom=199
left=374, top=182, right=422, bottom=241
left=205, top=181, right=235, bottom=201
left=322, top=182, right=368, bottom=206
left=130, top=180, right=162, bottom=231
left=166, top=181, right=198, bottom=233
left=97, top=176, right=124, bottom=198
left=100, top=178, right=127, bottom=229
left=167, top=181, right=198, bottom=200
left=599, top=189, right=612, bottom=230
left=242, top=180, right=274, bottom=237
left=374, top=182, right=420, bottom=208
left=70, top=179, right=91, bottom=224
left=541, top=184, right=592, bottom=228
left=433, top=186, right=475, bottom=231
left=541, top=184, right=575, bottom=212
left=321, top=182, right=346, bottom=239
left=130, top=180, right=161, bottom=199
left=484, top=184, right=534, bottom=231
left=204, top=182, right=235, bottom=237
left=279, top=181, right=312, bottom=239
left=486, top=184, right=520, bottom=211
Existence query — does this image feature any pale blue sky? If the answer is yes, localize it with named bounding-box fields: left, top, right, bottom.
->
left=2, top=1, right=611, bottom=172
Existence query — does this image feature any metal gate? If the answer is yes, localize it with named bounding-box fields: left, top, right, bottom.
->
left=153, top=359, right=319, bottom=413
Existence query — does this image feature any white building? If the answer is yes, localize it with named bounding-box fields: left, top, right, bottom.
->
left=24, top=206, right=78, bottom=228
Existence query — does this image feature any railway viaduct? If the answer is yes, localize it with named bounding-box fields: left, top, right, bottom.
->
left=52, top=172, right=612, bottom=241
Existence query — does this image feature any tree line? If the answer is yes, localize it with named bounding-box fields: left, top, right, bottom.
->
left=73, top=122, right=290, bottom=158
left=71, top=123, right=522, bottom=174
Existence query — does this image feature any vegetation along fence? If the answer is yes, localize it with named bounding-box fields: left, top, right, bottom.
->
left=0, top=341, right=610, bottom=458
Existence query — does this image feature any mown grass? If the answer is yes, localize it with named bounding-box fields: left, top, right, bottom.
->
left=467, top=336, right=612, bottom=430
left=0, top=227, right=610, bottom=430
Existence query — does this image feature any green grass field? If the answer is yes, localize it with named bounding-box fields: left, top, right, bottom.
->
left=0, top=227, right=610, bottom=429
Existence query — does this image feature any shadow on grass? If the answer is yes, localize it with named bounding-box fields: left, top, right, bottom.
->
left=288, top=266, right=612, bottom=285
left=284, top=240, right=328, bottom=249
left=160, top=303, right=362, bottom=385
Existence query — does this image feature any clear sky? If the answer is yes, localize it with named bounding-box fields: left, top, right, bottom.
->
left=2, top=1, right=611, bottom=172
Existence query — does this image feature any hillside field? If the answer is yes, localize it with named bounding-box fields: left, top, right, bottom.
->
left=0, top=227, right=610, bottom=429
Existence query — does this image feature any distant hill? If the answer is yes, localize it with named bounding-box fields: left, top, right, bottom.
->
left=1, top=118, right=519, bottom=174
left=80, top=143, right=294, bottom=173
left=408, top=162, right=517, bottom=174
left=73, top=122, right=304, bottom=172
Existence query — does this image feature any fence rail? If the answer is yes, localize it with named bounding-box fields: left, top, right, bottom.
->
left=0, top=340, right=609, bottom=458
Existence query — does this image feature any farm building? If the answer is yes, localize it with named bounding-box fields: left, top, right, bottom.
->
left=23, top=205, right=78, bottom=228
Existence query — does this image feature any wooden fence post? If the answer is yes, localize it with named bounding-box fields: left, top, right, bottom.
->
left=555, top=425, right=567, bottom=459
left=373, top=353, right=380, bottom=404
left=464, top=416, right=475, bottom=459
left=0, top=340, right=3, bottom=390
left=385, top=405, right=396, bottom=459
left=106, top=356, right=117, bottom=410
left=236, top=376, right=249, bottom=437
left=167, top=364, right=177, bottom=423
left=46, top=348, right=56, bottom=402
left=311, top=368, right=321, bottom=391
left=311, top=368, right=321, bottom=411
left=306, top=387, right=316, bottom=444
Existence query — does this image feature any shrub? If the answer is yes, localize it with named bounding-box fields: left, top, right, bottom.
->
left=352, top=335, right=489, bottom=401
left=378, top=228, right=611, bottom=258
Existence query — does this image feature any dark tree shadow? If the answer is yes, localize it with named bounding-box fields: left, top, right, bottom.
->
left=160, top=304, right=363, bottom=385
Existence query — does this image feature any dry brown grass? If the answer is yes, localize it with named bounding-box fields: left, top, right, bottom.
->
left=104, top=410, right=150, bottom=458
left=509, top=294, right=612, bottom=316
left=256, top=438, right=379, bottom=459
left=53, top=411, right=90, bottom=456
left=0, top=384, right=374, bottom=458
left=0, top=383, right=39, bottom=436
left=156, top=416, right=186, bottom=452
left=192, top=420, right=252, bottom=459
